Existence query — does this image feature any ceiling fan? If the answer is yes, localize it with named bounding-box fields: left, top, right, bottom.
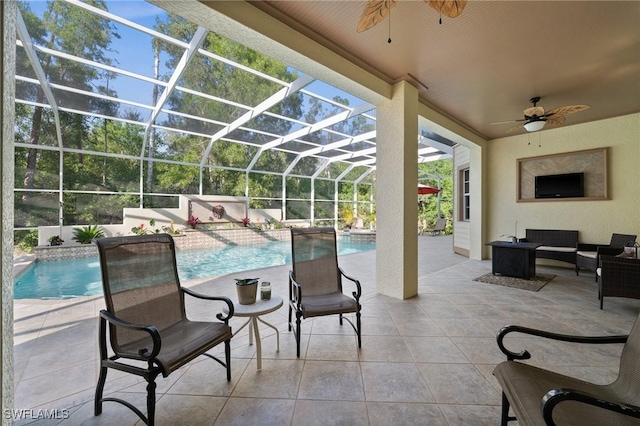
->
left=493, top=97, right=591, bottom=133
left=357, top=0, right=468, bottom=33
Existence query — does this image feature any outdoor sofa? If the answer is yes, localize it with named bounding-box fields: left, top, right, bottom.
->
left=520, top=229, right=579, bottom=265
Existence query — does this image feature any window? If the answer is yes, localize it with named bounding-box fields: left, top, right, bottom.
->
left=460, top=167, right=470, bottom=221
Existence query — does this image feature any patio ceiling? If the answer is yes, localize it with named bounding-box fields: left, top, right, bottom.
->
left=13, top=0, right=453, bottom=186
left=213, top=0, right=640, bottom=141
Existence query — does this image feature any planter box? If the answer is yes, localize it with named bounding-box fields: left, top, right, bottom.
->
left=33, top=228, right=291, bottom=261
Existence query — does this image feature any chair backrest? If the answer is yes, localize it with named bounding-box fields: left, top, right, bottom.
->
left=94, top=234, right=186, bottom=351
left=615, top=313, right=640, bottom=399
left=610, top=233, right=637, bottom=248
left=290, top=227, right=341, bottom=297
left=434, top=218, right=447, bottom=230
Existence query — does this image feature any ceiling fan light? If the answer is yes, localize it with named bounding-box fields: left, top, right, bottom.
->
left=524, top=120, right=546, bottom=132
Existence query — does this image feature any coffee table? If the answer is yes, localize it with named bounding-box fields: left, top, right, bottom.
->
left=224, top=296, right=283, bottom=370
left=486, top=241, right=542, bottom=280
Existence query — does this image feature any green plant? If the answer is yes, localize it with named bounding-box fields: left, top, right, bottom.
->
left=131, top=219, right=160, bottom=235
left=72, top=225, right=105, bottom=244
left=15, top=229, right=39, bottom=253
left=162, top=221, right=181, bottom=235
left=48, top=235, right=64, bottom=246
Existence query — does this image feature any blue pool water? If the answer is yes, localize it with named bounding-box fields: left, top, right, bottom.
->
left=14, top=239, right=375, bottom=299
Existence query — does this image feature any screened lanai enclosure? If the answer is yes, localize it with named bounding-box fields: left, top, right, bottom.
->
left=13, top=0, right=453, bottom=242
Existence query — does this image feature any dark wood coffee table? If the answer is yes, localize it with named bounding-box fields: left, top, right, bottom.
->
left=486, top=241, right=542, bottom=280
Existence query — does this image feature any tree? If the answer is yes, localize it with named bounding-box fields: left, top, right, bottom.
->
left=19, top=0, right=119, bottom=201
left=152, top=14, right=302, bottom=199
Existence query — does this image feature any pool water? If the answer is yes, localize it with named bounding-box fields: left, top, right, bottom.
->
left=14, top=239, right=375, bottom=299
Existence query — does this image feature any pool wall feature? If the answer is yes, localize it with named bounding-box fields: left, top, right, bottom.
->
left=33, top=229, right=291, bottom=261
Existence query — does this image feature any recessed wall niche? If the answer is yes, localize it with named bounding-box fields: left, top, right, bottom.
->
left=517, top=147, right=608, bottom=202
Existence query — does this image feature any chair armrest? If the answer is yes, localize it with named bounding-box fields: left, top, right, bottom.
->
left=496, top=325, right=628, bottom=361
left=542, top=388, right=640, bottom=426
left=576, top=243, right=601, bottom=251
left=100, top=309, right=161, bottom=360
left=289, top=270, right=302, bottom=306
left=181, top=287, right=234, bottom=322
left=597, top=246, right=625, bottom=257
left=339, top=267, right=362, bottom=300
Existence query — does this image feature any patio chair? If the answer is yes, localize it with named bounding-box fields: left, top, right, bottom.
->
left=493, top=313, right=640, bottom=426
left=424, top=218, right=447, bottom=235
left=598, top=254, right=640, bottom=310
left=289, top=227, right=362, bottom=358
left=576, top=233, right=637, bottom=281
left=93, top=234, right=234, bottom=426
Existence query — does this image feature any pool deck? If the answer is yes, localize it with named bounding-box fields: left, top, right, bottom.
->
left=12, top=235, right=640, bottom=425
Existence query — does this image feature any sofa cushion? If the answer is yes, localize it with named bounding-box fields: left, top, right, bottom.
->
left=538, top=246, right=577, bottom=253
left=576, top=250, right=597, bottom=258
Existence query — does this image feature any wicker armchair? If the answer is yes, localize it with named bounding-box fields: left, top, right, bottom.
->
left=493, top=314, right=640, bottom=425
left=576, top=233, right=637, bottom=281
left=93, top=234, right=234, bottom=425
left=289, top=227, right=362, bottom=358
left=598, top=254, right=640, bottom=310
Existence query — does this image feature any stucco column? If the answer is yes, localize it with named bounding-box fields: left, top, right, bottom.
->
left=375, top=81, right=419, bottom=299
left=1, top=0, right=16, bottom=418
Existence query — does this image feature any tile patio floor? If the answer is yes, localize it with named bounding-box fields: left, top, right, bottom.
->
left=13, top=235, right=640, bottom=425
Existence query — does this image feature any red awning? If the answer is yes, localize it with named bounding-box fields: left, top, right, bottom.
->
left=418, top=184, right=441, bottom=195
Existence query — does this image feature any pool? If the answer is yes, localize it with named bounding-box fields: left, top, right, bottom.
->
left=14, top=239, right=375, bottom=299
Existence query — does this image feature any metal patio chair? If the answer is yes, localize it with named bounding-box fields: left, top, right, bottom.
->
left=93, top=234, right=234, bottom=425
left=289, top=227, right=362, bottom=357
left=576, top=233, right=637, bottom=281
left=599, top=254, right=640, bottom=310
left=493, top=314, right=640, bottom=425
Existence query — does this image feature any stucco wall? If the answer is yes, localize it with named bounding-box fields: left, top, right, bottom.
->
left=486, top=113, right=640, bottom=253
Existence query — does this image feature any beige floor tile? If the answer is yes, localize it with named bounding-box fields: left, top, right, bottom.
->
left=213, top=397, right=295, bottom=426
left=358, top=336, right=414, bottom=362
left=418, top=363, right=501, bottom=405
left=292, top=400, right=368, bottom=426
left=392, top=317, right=445, bottom=337
left=305, top=334, right=359, bottom=361
left=297, top=361, right=364, bottom=401
left=360, top=315, right=400, bottom=336
left=361, top=362, right=434, bottom=403
left=439, top=404, right=503, bottom=426
left=231, top=359, right=303, bottom=399
left=404, top=337, right=469, bottom=363
left=366, top=402, right=447, bottom=426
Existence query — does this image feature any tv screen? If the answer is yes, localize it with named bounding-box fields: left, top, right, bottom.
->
left=535, top=172, right=584, bottom=199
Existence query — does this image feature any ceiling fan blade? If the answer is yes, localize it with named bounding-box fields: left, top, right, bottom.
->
left=491, top=119, right=526, bottom=125
left=505, top=123, right=524, bottom=133
left=357, top=0, right=399, bottom=33
left=545, top=115, right=566, bottom=126
left=523, top=106, right=545, bottom=118
left=544, top=104, right=590, bottom=117
left=425, top=0, right=467, bottom=18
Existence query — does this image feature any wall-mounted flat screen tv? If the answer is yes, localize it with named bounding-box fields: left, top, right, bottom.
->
left=535, top=172, right=584, bottom=199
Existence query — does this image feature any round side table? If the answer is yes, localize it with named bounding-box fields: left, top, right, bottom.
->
left=224, top=296, right=283, bottom=370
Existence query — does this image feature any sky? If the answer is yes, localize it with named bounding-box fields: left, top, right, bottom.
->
left=24, top=0, right=366, bottom=114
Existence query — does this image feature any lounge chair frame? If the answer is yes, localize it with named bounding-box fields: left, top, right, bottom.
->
left=493, top=318, right=640, bottom=425
left=93, top=234, right=234, bottom=425
left=288, top=227, right=362, bottom=358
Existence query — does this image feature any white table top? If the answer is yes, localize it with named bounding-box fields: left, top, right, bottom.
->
left=223, top=296, right=283, bottom=317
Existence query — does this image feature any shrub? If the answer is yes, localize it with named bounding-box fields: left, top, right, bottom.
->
left=48, top=235, right=64, bottom=246
left=15, top=229, right=38, bottom=253
left=73, top=225, right=105, bottom=244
